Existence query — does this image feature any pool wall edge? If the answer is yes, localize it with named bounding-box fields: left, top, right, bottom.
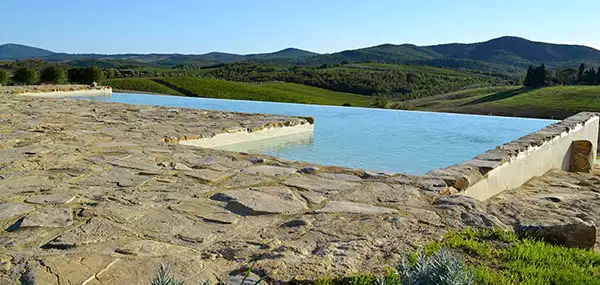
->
left=429, top=112, right=599, bottom=201
left=20, top=87, right=113, bottom=97
left=179, top=123, right=314, bottom=148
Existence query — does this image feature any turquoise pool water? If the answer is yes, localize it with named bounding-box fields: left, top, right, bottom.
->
left=72, top=93, right=554, bottom=174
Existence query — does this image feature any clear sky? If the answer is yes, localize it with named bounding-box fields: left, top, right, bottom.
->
left=2, top=0, right=599, bottom=54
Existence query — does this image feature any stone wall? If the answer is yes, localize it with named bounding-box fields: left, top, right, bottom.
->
left=427, top=112, right=599, bottom=201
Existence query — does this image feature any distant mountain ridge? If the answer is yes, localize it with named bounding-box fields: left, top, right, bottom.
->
left=0, top=43, right=54, bottom=60
left=2, top=36, right=600, bottom=72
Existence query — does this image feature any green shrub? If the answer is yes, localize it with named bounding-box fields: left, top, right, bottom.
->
left=40, top=66, right=66, bottom=84
left=68, top=67, right=105, bottom=84
left=397, top=248, right=474, bottom=285
left=151, top=264, right=183, bottom=285
left=12, top=67, right=39, bottom=85
left=0, top=70, right=8, bottom=86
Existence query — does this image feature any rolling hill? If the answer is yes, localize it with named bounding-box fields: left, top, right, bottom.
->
left=427, top=36, right=600, bottom=69
left=2, top=36, right=600, bottom=73
left=296, top=37, right=600, bottom=73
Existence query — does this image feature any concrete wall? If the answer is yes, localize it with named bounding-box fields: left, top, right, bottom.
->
left=427, top=112, right=599, bottom=201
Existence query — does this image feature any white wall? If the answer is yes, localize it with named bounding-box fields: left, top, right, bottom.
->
left=462, top=116, right=599, bottom=201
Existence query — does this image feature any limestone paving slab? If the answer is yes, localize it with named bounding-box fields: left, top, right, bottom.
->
left=25, top=194, right=76, bottom=205
left=20, top=207, right=73, bottom=228
left=0, top=94, right=598, bottom=283
left=0, top=203, right=35, bottom=220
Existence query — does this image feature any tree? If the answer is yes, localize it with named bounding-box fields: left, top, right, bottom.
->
left=596, top=67, right=600, bottom=85
left=584, top=68, right=597, bottom=85
left=83, top=67, right=104, bottom=84
left=557, top=68, right=577, bottom=85
left=523, top=64, right=553, bottom=88
left=577, top=63, right=585, bottom=83
left=12, top=67, right=39, bottom=85
left=106, top=68, right=118, bottom=78
left=68, top=67, right=105, bottom=84
left=0, top=70, right=8, bottom=86
left=40, top=66, right=66, bottom=84
left=524, top=65, right=534, bottom=87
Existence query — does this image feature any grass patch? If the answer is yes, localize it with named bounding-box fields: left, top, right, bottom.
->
left=486, top=85, right=600, bottom=111
left=406, top=86, right=520, bottom=110
left=102, top=78, right=183, bottom=96
left=307, top=228, right=600, bottom=285
left=408, top=85, right=600, bottom=119
left=158, top=76, right=371, bottom=107
left=461, top=85, right=600, bottom=119
left=428, top=228, right=600, bottom=285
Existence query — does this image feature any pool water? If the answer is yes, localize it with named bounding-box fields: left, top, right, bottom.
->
left=72, top=93, right=554, bottom=174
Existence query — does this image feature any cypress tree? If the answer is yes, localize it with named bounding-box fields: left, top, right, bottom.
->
left=524, top=65, right=534, bottom=87
left=577, top=63, right=586, bottom=83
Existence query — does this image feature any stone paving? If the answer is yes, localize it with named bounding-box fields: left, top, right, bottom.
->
left=0, top=95, right=598, bottom=284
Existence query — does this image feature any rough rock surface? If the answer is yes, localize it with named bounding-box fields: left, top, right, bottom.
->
left=0, top=95, right=598, bottom=284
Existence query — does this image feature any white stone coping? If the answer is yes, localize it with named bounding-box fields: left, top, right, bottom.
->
left=180, top=123, right=314, bottom=148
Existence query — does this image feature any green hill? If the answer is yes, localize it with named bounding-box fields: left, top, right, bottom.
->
left=428, top=36, right=600, bottom=69
left=407, top=85, right=600, bottom=119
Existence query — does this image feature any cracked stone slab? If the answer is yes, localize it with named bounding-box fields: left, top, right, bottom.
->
left=212, top=187, right=308, bottom=215
left=106, top=156, right=161, bottom=172
left=240, top=165, right=297, bottom=176
left=283, top=176, right=358, bottom=195
left=26, top=194, right=76, bottom=205
left=184, top=169, right=232, bottom=183
left=20, top=207, right=73, bottom=228
left=43, top=218, right=135, bottom=249
left=315, top=201, right=397, bottom=215
left=169, top=200, right=239, bottom=224
left=0, top=203, right=35, bottom=220
left=317, top=173, right=363, bottom=181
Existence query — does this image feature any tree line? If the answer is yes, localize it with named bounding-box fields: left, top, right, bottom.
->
left=524, top=63, right=600, bottom=88
left=0, top=66, right=104, bottom=86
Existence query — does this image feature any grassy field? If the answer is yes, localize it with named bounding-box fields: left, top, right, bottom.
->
left=158, top=76, right=372, bottom=107
left=406, top=85, right=600, bottom=119
left=102, top=78, right=183, bottom=96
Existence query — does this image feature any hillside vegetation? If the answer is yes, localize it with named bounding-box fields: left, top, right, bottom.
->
left=156, top=77, right=371, bottom=106
left=102, top=78, right=183, bottom=96
left=408, top=85, right=600, bottom=119
left=201, top=62, right=507, bottom=100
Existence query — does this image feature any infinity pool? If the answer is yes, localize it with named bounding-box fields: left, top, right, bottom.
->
left=71, top=93, right=554, bottom=174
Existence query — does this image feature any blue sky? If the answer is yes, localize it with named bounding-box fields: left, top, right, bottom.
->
left=2, top=0, right=599, bottom=54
